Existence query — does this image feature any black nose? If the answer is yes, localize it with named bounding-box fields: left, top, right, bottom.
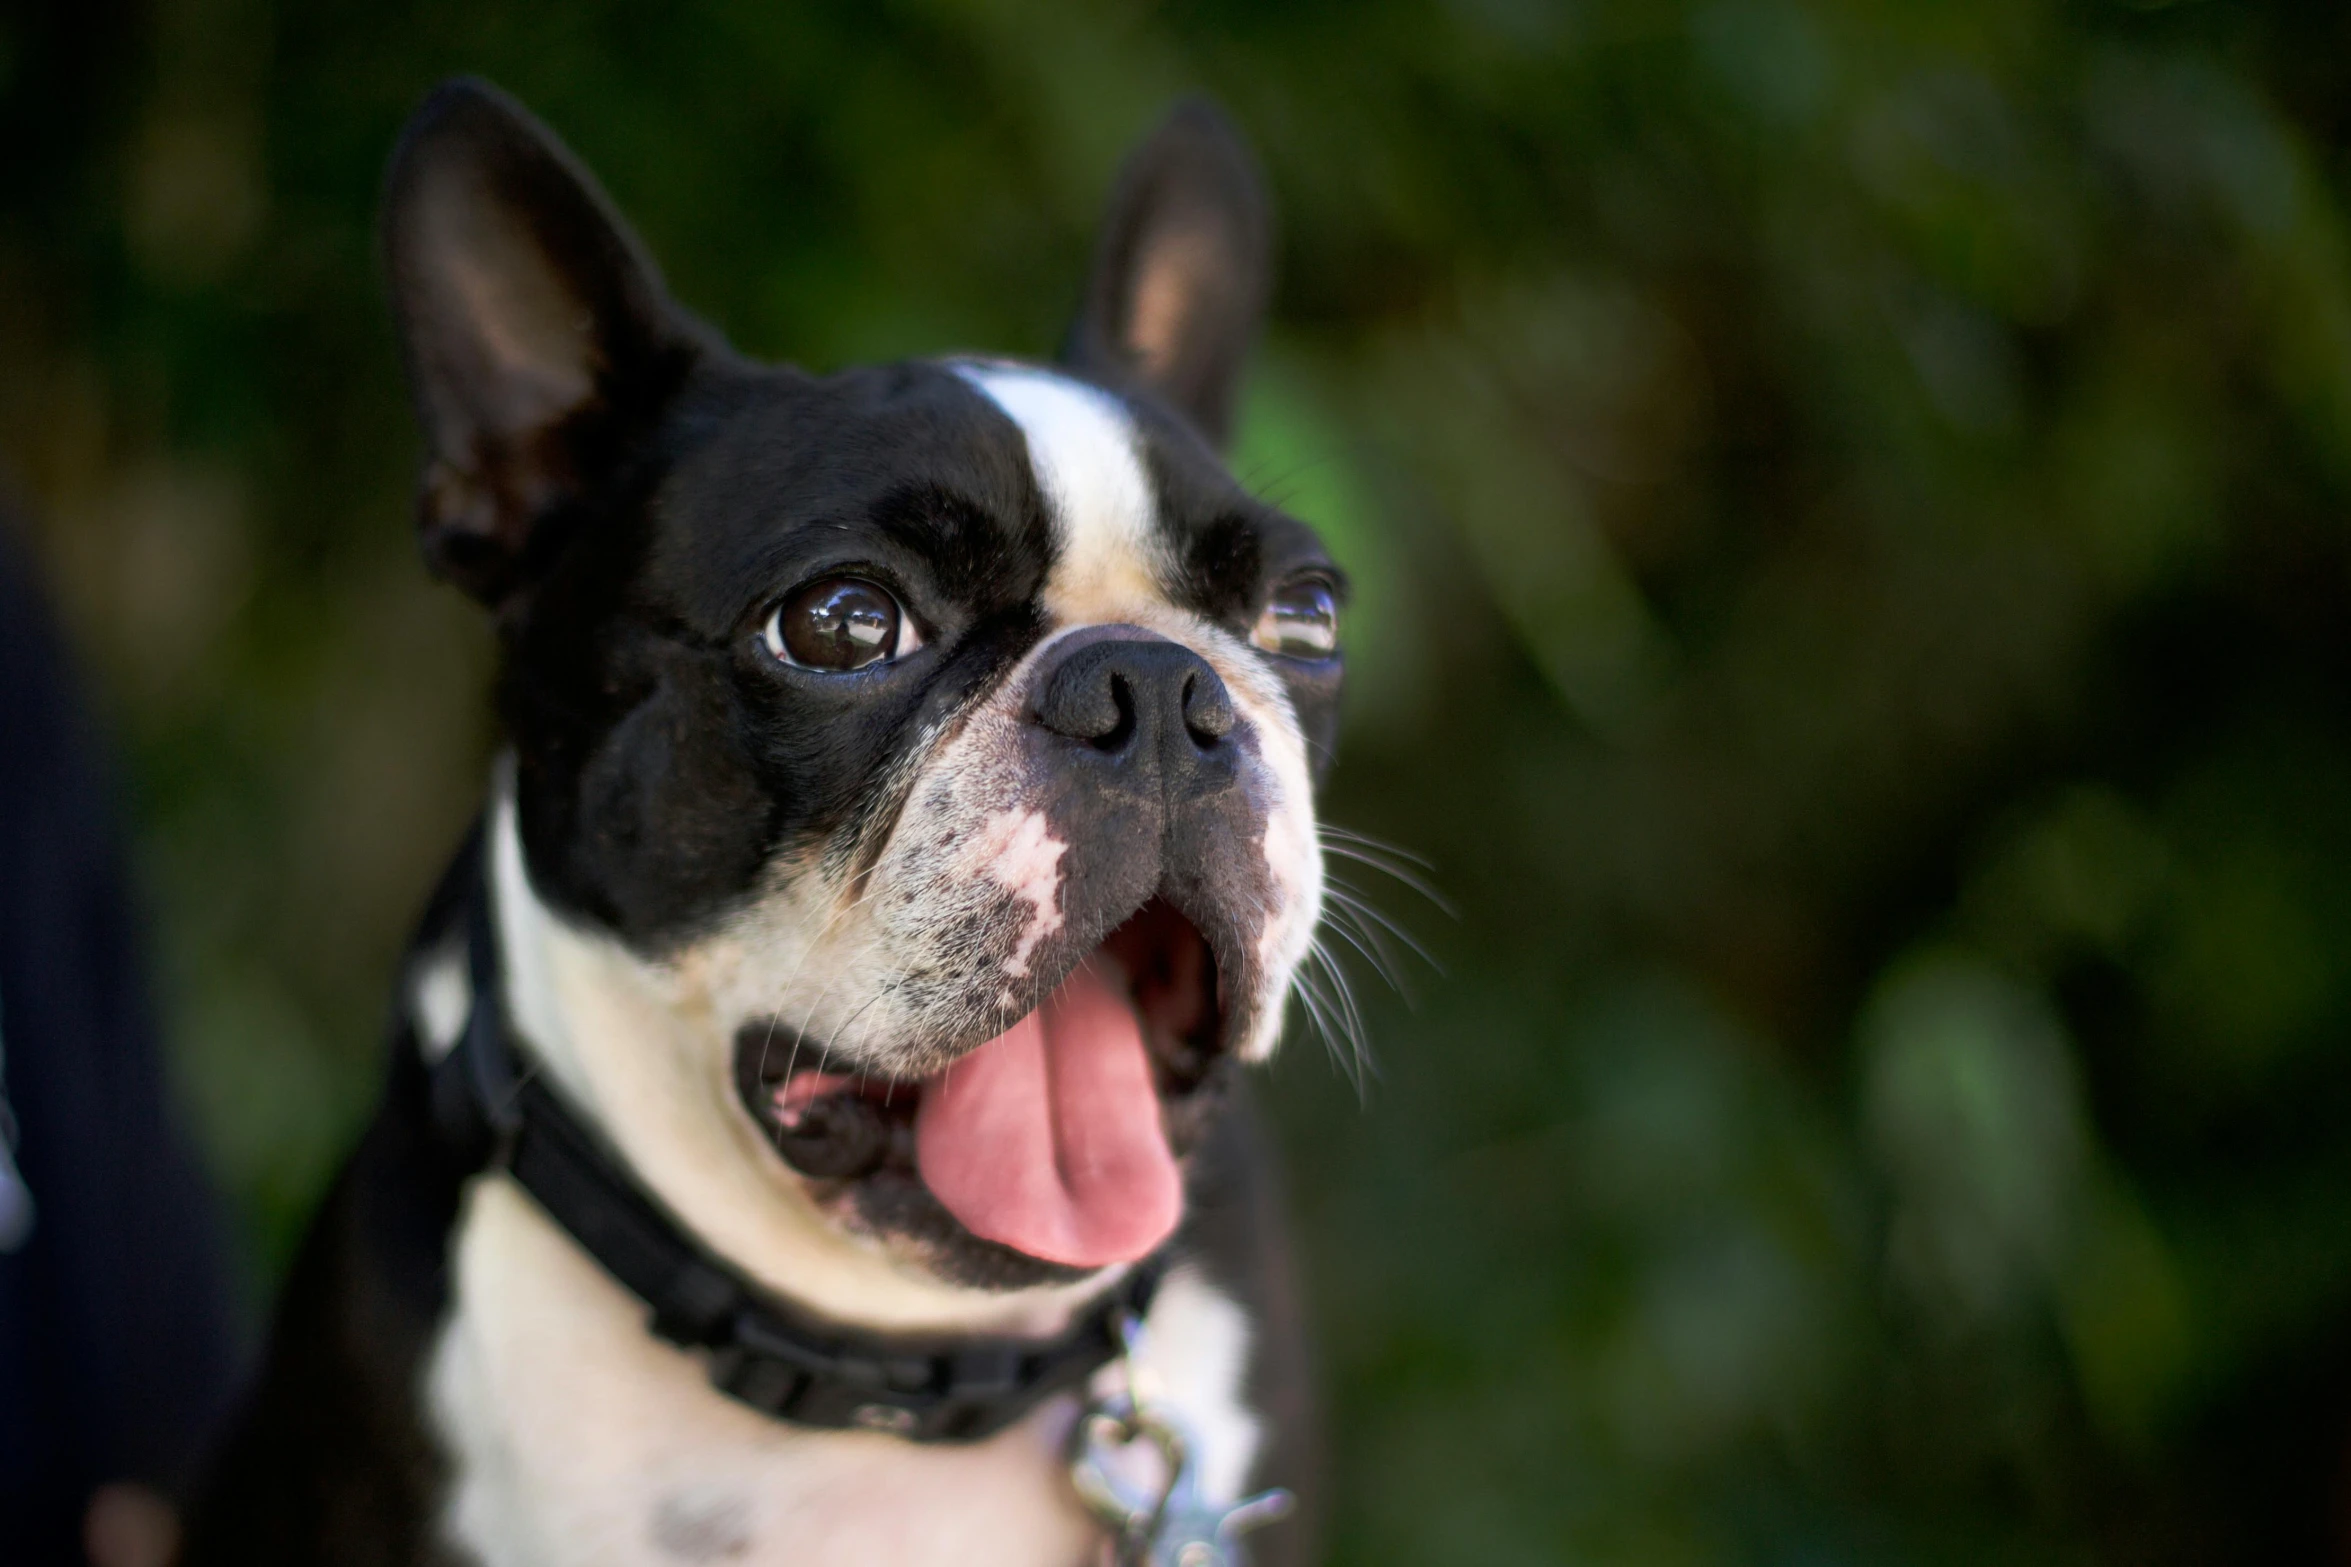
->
left=1034, top=637, right=1236, bottom=783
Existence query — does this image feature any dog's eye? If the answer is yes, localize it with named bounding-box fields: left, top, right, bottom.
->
left=762, top=578, right=922, bottom=672
left=1251, top=578, right=1340, bottom=659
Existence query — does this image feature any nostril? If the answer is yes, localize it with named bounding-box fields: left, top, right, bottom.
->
left=1181, top=668, right=1235, bottom=747
left=1036, top=642, right=1130, bottom=746
left=1096, top=674, right=1139, bottom=754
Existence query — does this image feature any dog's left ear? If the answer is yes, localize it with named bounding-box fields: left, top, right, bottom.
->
left=382, top=78, right=702, bottom=606
left=1064, top=99, right=1271, bottom=450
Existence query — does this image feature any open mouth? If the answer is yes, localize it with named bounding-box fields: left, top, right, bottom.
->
left=733, top=898, right=1228, bottom=1271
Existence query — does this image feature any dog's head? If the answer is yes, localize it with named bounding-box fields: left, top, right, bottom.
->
left=385, top=81, right=1340, bottom=1295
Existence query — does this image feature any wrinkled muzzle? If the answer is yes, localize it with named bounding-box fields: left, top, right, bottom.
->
left=735, top=624, right=1310, bottom=1268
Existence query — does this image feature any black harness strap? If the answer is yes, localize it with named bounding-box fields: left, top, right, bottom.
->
left=427, top=873, right=1159, bottom=1444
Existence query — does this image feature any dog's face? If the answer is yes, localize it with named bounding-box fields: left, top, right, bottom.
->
left=385, top=83, right=1340, bottom=1290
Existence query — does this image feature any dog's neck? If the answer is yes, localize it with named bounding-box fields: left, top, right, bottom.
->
left=480, top=783, right=1122, bottom=1337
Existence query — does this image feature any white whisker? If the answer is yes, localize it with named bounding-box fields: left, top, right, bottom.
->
left=1300, top=936, right=1375, bottom=1099
left=1317, top=897, right=1410, bottom=995
left=1322, top=878, right=1442, bottom=976
left=1317, top=833, right=1454, bottom=917
left=1288, top=957, right=1359, bottom=1096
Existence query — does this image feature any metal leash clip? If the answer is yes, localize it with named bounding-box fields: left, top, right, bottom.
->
left=1067, top=1311, right=1294, bottom=1567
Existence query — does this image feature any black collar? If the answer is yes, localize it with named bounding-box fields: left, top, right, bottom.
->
left=425, top=872, right=1160, bottom=1444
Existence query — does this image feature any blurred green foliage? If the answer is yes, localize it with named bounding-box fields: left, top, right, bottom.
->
left=8, top=0, right=2351, bottom=1560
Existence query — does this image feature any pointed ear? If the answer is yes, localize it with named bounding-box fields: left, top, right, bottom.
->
left=1064, top=99, right=1271, bottom=449
left=382, top=78, right=700, bottom=604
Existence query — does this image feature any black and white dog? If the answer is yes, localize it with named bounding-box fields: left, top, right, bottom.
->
left=182, top=79, right=1343, bottom=1567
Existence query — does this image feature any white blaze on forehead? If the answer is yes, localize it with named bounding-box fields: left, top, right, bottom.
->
left=967, top=807, right=1067, bottom=978
left=953, top=363, right=1162, bottom=620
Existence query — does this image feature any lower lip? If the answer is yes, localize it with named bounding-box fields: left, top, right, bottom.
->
left=740, top=899, right=1225, bottom=1184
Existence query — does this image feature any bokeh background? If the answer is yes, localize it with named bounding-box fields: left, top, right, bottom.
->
left=9, top=0, right=2351, bottom=1561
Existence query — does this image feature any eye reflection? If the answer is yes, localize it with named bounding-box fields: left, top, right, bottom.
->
left=1251, top=579, right=1340, bottom=659
left=762, top=578, right=920, bottom=671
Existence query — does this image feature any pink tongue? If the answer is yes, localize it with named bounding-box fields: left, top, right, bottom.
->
left=914, top=961, right=1183, bottom=1268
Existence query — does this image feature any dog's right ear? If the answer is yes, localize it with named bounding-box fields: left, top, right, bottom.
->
left=383, top=79, right=699, bottom=605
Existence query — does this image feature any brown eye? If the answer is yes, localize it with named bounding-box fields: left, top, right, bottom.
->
left=761, top=578, right=921, bottom=671
left=1251, top=578, right=1340, bottom=659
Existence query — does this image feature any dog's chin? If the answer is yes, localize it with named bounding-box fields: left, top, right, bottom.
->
left=731, top=897, right=1239, bottom=1293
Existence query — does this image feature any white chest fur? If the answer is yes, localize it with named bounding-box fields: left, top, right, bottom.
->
left=423, top=1178, right=1262, bottom=1567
